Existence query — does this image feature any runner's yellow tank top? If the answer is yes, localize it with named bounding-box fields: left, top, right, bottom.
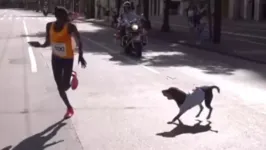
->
left=50, top=22, right=74, bottom=59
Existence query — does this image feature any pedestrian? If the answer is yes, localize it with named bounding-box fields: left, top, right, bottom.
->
left=186, top=4, right=195, bottom=31
left=186, top=3, right=199, bottom=33
left=196, top=6, right=208, bottom=44
left=96, top=0, right=101, bottom=19
left=28, top=6, right=87, bottom=119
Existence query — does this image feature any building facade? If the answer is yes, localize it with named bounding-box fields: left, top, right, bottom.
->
left=147, top=0, right=266, bottom=21
left=83, top=0, right=266, bottom=21
left=229, top=0, right=266, bottom=21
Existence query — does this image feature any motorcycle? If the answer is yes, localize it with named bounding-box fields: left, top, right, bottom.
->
left=120, top=18, right=147, bottom=58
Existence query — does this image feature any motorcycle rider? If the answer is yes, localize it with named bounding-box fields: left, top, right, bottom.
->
left=117, top=1, right=140, bottom=38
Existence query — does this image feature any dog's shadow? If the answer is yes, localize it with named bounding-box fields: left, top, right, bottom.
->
left=156, top=120, right=218, bottom=138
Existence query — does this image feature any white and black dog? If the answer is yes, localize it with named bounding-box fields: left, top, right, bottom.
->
left=162, top=85, right=220, bottom=124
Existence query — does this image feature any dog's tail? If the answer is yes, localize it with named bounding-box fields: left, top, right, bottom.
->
left=209, top=86, right=220, bottom=93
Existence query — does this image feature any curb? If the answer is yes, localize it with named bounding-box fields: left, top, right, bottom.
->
left=177, top=42, right=266, bottom=65
left=77, top=19, right=266, bottom=65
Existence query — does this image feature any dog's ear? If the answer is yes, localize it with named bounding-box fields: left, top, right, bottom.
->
left=168, top=87, right=179, bottom=94
left=165, top=87, right=186, bottom=104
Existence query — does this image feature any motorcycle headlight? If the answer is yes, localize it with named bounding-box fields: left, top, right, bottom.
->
left=131, top=24, right=139, bottom=31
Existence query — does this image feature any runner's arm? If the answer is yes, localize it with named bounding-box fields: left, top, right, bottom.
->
left=69, top=24, right=83, bottom=55
left=41, top=22, right=51, bottom=48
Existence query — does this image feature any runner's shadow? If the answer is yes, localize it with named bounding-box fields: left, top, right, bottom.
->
left=2, top=119, right=66, bottom=150
left=156, top=120, right=218, bottom=138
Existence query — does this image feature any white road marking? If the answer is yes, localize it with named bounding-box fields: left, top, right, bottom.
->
left=234, top=38, right=266, bottom=46
left=142, top=66, right=160, bottom=74
left=83, top=36, right=160, bottom=74
left=23, top=20, right=37, bottom=73
left=223, top=31, right=266, bottom=40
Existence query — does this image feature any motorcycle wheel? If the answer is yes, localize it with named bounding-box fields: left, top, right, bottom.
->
left=134, top=42, right=142, bottom=58
left=124, top=45, right=131, bottom=55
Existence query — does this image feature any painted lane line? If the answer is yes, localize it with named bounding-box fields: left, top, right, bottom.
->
left=223, top=31, right=266, bottom=40
left=23, top=20, right=37, bottom=73
left=142, top=66, right=160, bottom=74
left=82, top=36, right=160, bottom=74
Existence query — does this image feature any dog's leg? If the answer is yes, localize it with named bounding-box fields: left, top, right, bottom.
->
left=195, top=104, right=204, bottom=118
left=168, top=110, right=186, bottom=124
left=206, top=106, right=213, bottom=119
left=205, top=92, right=214, bottom=120
left=168, top=114, right=181, bottom=124
left=205, top=99, right=213, bottom=120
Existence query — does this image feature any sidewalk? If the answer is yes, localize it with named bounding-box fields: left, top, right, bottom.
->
left=150, top=15, right=266, bottom=30
left=148, top=27, right=266, bottom=64
left=76, top=17, right=266, bottom=64
left=150, top=16, right=266, bottom=38
left=148, top=17, right=266, bottom=64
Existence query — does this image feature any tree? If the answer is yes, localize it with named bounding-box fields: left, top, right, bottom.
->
left=213, top=0, right=222, bottom=43
left=161, top=0, right=170, bottom=32
left=116, top=0, right=121, bottom=15
left=74, top=0, right=80, bottom=12
left=207, top=0, right=213, bottom=41
left=143, top=0, right=151, bottom=29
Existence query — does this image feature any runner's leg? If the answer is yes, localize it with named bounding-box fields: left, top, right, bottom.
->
left=62, top=58, right=74, bottom=91
left=51, top=55, right=72, bottom=109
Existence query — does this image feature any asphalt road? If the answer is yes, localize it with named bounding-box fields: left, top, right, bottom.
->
left=1, top=9, right=266, bottom=150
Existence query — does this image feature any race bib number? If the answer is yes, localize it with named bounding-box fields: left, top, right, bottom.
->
left=52, top=43, right=66, bottom=57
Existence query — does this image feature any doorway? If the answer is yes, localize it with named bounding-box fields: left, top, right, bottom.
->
left=88, top=0, right=95, bottom=18
left=262, top=3, right=266, bottom=20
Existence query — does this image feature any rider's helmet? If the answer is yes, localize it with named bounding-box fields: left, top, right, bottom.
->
left=122, top=1, right=131, bottom=13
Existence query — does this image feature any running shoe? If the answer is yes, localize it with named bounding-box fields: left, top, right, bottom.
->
left=64, top=108, right=74, bottom=119
left=71, top=71, right=79, bottom=90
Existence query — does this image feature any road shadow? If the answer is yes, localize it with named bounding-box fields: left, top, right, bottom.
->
left=83, top=22, right=266, bottom=81
left=2, top=119, right=66, bottom=150
left=79, top=25, right=237, bottom=75
left=156, top=120, right=218, bottom=138
left=141, top=43, right=235, bottom=75
left=20, top=21, right=266, bottom=79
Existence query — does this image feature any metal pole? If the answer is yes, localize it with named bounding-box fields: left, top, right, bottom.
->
left=107, top=0, right=110, bottom=21
left=213, top=0, right=222, bottom=43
